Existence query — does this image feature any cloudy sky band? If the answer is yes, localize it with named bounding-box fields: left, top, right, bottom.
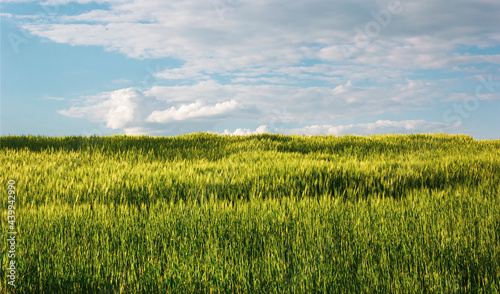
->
left=1, top=0, right=499, bottom=138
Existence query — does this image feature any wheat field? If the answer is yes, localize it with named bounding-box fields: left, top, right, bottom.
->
left=1, top=133, right=499, bottom=293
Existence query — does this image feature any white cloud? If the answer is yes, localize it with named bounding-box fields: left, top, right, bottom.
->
left=39, top=0, right=126, bottom=4
left=17, top=0, right=499, bottom=67
left=317, top=45, right=349, bottom=62
left=8, top=0, right=500, bottom=100
left=5, top=0, right=499, bottom=137
left=292, top=120, right=462, bottom=136
left=0, top=0, right=35, bottom=3
left=230, top=77, right=295, bottom=84
left=348, top=38, right=500, bottom=69
left=42, top=95, right=65, bottom=101
left=332, top=80, right=356, bottom=94
left=57, top=78, right=454, bottom=135
left=224, top=125, right=271, bottom=136
left=58, top=88, right=163, bottom=129
left=57, top=84, right=256, bottom=134
left=146, top=100, right=240, bottom=123
left=223, top=120, right=461, bottom=136
left=444, top=93, right=500, bottom=102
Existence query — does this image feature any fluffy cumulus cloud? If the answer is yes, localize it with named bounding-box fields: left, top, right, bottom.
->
left=146, top=100, right=240, bottom=123
left=224, top=125, right=272, bottom=136
left=58, top=86, right=257, bottom=134
left=58, top=78, right=448, bottom=135
left=6, top=0, right=500, bottom=136
left=58, top=88, right=160, bottom=129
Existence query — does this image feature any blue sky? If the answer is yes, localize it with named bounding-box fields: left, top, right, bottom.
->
left=1, top=0, right=499, bottom=139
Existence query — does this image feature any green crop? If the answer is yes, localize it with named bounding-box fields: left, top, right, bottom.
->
left=0, top=133, right=499, bottom=293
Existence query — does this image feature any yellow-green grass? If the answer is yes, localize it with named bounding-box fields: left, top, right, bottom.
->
left=1, top=133, right=499, bottom=293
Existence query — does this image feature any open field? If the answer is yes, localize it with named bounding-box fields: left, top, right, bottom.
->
left=1, top=133, right=499, bottom=293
